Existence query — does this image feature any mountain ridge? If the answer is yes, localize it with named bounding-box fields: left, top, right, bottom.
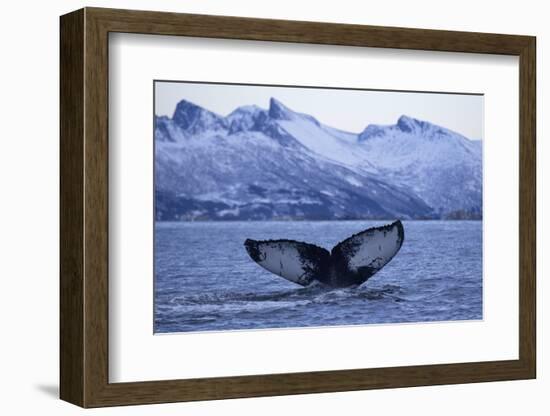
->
left=154, top=97, right=482, bottom=221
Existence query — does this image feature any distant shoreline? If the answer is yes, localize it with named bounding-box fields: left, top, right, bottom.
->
left=155, top=218, right=482, bottom=223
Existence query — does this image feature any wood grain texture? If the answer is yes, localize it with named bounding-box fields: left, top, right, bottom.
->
left=83, top=10, right=110, bottom=406
left=59, top=7, right=537, bottom=408
left=518, top=38, right=536, bottom=376
left=59, top=8, right=85, bottom=407
left=88, top=7, right=532, bottom=54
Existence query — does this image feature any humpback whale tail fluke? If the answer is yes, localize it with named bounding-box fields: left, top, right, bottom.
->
left=244, top=220, right=404, bottom=288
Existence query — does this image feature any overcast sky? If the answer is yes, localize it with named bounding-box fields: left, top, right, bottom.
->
left=155, top=81, right=483, bottom=140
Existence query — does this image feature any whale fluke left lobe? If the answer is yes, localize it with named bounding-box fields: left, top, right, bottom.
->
left=244, top=238, right=330, bottom=286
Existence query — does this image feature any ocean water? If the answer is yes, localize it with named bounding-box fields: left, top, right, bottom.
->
left=154, top=220, right=482, bottom=333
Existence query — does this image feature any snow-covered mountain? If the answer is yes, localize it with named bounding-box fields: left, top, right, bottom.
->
left=358, top=115, right=482, bottom=216
left=154, top=98, right=481, bottom=221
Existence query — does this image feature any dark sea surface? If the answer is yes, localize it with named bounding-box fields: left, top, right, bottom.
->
left=154, top=221, right=482, bottom=333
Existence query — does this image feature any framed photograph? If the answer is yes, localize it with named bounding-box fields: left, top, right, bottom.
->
left=60, top=7, right=536, bottom=408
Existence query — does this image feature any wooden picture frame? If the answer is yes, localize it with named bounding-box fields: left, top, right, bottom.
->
left=60, top=7, right=536, bottom=408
